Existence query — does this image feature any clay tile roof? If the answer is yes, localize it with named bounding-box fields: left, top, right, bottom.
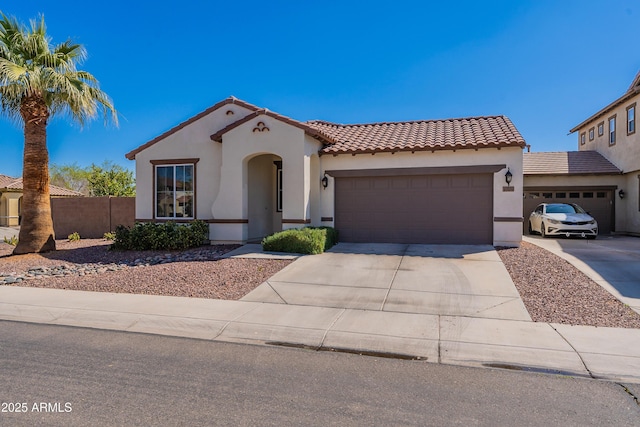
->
left=523, top=151, right=622, bottom=175
left=308, top=116, right=526, bottom=155
left=0, top=174, right=83, bottom=196
left=0, top=174, right=16, bottom=188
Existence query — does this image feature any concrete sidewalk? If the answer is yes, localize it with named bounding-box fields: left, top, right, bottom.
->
left=0, top=226, right=19, bottom=241
left=1, top=285, right=639, bottom=383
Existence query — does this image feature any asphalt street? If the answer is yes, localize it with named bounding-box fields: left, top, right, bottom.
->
left=0, top=321, right=638, bottom=426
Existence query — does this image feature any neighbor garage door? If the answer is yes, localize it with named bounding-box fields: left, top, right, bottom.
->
left=335, top=173, right=493, bottom=244
left=523, top=189, right=614, bottom=234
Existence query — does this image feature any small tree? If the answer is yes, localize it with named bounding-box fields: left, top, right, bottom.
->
left=87, top=161, right=135, bottom=197
left=50, top=162, right=90, bottom=195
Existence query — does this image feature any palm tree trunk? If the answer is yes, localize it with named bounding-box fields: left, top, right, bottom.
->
left=13, top=96, right=56, bottom=254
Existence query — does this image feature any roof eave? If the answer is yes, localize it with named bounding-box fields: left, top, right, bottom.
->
left=126, top=97, right=262, bottom=160
left=319, top=142, right=526, bottom=156
left=569, top=88, right=640, bottom=134
left=210, top=110, right=337, bottom=145
left=524, top=171, right=623, bottom=176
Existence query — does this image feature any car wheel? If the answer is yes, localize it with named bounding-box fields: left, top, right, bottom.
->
left=528, top=222, right=534, bottom=235
left=540, top=223, right=546, bottom=238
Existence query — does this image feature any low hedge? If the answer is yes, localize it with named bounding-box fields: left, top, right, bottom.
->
left=262, top=226, right=338, bottom=254
left=111, top=220, right=209, bottom=251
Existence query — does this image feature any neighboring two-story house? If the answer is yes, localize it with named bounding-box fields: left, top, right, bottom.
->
left=568, top=70, right=640, bottom=235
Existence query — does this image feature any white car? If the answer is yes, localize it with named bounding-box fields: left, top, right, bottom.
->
left=528, top=203, right=598, bottom=239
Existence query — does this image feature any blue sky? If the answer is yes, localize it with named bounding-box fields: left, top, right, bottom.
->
left=1, top=1, right=639, bottom=178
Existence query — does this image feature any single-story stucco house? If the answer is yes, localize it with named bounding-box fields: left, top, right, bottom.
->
left=0, top=174, right=82, bottom=227
left=125, top=97, right=526, bottom=246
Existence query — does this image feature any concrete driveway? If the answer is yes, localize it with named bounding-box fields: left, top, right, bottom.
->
left=242, top=243, right=531, bottom=321
left=524, top=235, right=640, bottom=315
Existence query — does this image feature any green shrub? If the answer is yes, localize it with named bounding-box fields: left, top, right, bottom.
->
left=103, top=231, right=116, bottom=241
left=111, top=220, right=209, bottom=251
left=3, top=235, right=18, bottom=246
left=68, top=232, right=81, bottom=242
left=307, top=226, right=339, bottom=250
left=262, top=226, right=338, bottom=254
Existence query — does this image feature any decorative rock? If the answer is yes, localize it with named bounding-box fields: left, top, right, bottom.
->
left=0, top=247, right=230, bottom=285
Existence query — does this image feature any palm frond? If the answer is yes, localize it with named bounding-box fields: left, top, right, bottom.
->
left=0, top=11, right=117, bottom=127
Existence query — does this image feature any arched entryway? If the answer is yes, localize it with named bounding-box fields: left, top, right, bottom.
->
left=247, top=154, right=283, bottom=242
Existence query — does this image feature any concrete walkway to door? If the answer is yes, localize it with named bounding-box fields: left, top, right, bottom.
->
left=242, top=243, right=532, bottom=321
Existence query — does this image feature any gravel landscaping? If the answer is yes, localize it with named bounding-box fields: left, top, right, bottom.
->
left=1, top=239, right=639, bottom=328
left=497, top=241, right=640, bottom=329
left=0, top=239, right=292, bottom=300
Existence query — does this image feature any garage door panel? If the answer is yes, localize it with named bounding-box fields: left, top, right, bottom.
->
left=335, top=173, right=493, bottom=244
left=430, top=176, right=449, bottom=188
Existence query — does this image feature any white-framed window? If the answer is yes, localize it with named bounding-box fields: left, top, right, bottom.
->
left=609, top=115, right=616, bottom=145
left=155, top=164, right=195, bottom=219
left=588, top=127, right=594, bottom=141
left=627, top=103, right=636, bottom=135
left=597, top=121, right=604, bottom=137
left=580, top=132, right=586, bottom=145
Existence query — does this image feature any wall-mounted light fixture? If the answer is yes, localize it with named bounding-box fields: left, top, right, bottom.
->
left=505, top=168, right=513, bottom=187
left=619, top=189, right=625, bottom=199
left=321, top=173, right=329, bottom=189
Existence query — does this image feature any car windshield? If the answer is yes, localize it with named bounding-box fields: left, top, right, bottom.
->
left=545, top=204, right=584, bottom=214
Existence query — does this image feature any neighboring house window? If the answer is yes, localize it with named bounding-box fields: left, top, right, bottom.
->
left=609, top=115, right=616, bottom=145
left=276, top=166, right=283, bottom=212
left=597, top=121, right=604, bottom=137
left=155, top=163, right=195, bottom=219
left=588, top=127, right=594, bottom=141
left=580, top=132, right=586, bottom=145
left=628, top=103, right=636, bottom=135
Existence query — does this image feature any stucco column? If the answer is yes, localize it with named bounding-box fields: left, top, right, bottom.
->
left=281, top=153, right=311, bottom=230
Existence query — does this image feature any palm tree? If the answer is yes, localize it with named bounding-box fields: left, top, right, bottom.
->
left=0, top=13, right=117, bottom=254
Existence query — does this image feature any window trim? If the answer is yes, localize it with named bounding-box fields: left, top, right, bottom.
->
left=276, top=166, right=283, bottom=213
left=580, top=132, right=586, bottom=145
left=150, top=158, right=199, bottom=220
left=608, top=114, right=617, bottom=146
left=588, top=127, right=595, bottom=141
left=597, top=121, right=604, bottom=137
left=627, top=103, right=636, bottom=135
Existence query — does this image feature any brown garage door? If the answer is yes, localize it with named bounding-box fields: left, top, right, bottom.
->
left=335, top=173, right=493, bottom=244
left=523, top=189, right=614, bottom=234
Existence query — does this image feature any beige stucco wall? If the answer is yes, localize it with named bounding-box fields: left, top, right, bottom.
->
left=210, top=117, right=322, bottom=242
left=577, top=92, right=639, bottom=173
left=619, top=172, right=640, bottom=234
left=574, top=91, right=640, bottom=234
left=0, top=192, right=21, bottom=226
left=319, top=147, right=524, bottom=247
left=131, top=104, right=257, bottom=222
